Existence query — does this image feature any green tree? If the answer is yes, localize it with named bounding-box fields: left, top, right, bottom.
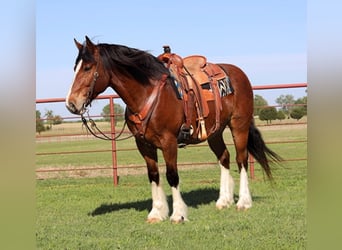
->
left=52, top=115, right=63, bottom=125
left=290, top=107, right=305, bottom=120
left=275, top=94, right=295, bottom=116
left=294, top=96, right=307, bottom=116
left=36, top=110, right=45, bottom=134
left=259, top=107, right=277, bottom=124
left=44, top=109, right=63, bottom=127
left=253, top=94, right=268, bottom=116
left=277, top=110, right=286, bottom=121
left=44, top=109, right=54, bottom=129
left=101, top=103, right=125, bottom=124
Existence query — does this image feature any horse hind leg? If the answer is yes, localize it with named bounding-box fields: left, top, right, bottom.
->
left=136, top=140, right=169, bottom=223
left=231, top=125, right=252, bottom=211
left=208, top=134, right=235, bottom=209
left=236, top=165, right=252, bottom=211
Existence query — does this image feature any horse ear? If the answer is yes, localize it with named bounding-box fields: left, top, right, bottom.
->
left=85, top=36, right=95, bottom=52
left=74, top=38, right=83, bottom=50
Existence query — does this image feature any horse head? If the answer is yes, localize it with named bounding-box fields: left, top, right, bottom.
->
left=66, top=36, right=110, bottom=115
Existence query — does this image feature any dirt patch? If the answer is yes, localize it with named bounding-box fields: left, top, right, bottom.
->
left=36, top=165, right=146, bottom=180
left=258, top=123, right=307, bottom=131
left=36, top=163, right=218, bottom=180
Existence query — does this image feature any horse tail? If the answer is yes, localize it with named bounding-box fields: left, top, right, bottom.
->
left=247, top=122, right=282, bottom=180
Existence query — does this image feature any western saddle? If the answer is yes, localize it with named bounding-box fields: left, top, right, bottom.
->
left=157, top=46, right=232, bottom=147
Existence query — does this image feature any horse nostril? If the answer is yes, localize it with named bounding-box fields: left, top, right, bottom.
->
left=66, top=102, right=77, bottom=114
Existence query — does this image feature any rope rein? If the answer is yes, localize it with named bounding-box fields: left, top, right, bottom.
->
left=81, top=113, right=134, bottom=141
left=81, top=70, right=134, bottom=141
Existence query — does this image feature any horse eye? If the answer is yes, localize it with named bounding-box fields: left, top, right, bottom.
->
left=84, top=65, right=92, bottom=71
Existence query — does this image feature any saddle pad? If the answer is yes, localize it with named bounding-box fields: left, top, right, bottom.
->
left=217, top=77, right=232, bottom=97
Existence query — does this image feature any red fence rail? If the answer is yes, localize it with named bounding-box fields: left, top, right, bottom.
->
left=36, top=83, right=307, bottom=185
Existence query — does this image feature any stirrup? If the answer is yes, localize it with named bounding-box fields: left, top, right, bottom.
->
left=177, top=124, right=192, bottom=147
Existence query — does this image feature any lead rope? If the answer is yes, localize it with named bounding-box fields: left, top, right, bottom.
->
left=81, top=112, right=134, bottom=141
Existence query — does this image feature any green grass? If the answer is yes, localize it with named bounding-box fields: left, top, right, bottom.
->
left=36, top=162, right=306, bottom=249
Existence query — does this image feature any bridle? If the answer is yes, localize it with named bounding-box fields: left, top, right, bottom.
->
left=84, top=71, right=99, bottom=109
left=80, top=66, right=168, bottom=141
left=80, top=70, right=134, bottom=141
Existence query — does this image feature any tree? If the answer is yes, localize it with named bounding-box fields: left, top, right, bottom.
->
left=36, top=110, right=45, bottom=134
left=101, top=103, right=125, bottom=124
left=294, top=96, right=307, bottom=116
left=277, top=110, right=286, bottom=121
left=259, top=107, right=277, bottom=124
left=44, top=109, right=63, bottom=128
left=275, top=94, right=295, bottom=116
left=52, top=115, right=63, bottom=125
left=253, top=94, right=268, bottom=116
left=290, top=107, right=305, bottom=120
left=44, top=109, right=54, bottom=129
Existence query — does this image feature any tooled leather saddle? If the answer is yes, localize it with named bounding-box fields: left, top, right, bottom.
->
left=158, top=46, right=232, bottom=146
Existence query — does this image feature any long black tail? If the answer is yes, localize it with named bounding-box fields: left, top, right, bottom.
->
left=247, top=122, right=282, bottom=180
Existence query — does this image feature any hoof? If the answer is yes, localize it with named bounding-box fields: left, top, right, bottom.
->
left=236, top=205, right=250, bottom=212
left=146, top=218, right=162, bottom=224
left=236, top=206, right=246, bottom=211
left=216, top=204, right=226, bottom=210
left=216, top=199, right=234, bottom=210
left=236, top=197, right=252, bottom=211
left=170, top=216, right=187, bottom=224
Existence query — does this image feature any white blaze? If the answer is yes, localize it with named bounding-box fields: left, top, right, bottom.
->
left=66, top=59, right=83, bottom=104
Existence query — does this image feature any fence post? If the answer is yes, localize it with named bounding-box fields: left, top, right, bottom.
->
left=109, top=96, right=118, bottom=186
left=249, top=154, right=255, bottom=180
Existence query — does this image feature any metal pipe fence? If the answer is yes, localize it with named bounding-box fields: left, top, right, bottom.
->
left=36, top=83, right=307, bottom=185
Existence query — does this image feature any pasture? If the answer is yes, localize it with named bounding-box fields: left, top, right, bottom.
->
left=36, top=123, right=307, bottom=249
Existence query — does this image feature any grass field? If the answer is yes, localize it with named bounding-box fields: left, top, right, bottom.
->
left=36, top=122, right=307, bottom=249
left=36, top=162, right=306, bottom=249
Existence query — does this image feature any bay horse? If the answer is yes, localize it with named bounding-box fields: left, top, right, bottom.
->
left=66, top=36, right=281, bottom=223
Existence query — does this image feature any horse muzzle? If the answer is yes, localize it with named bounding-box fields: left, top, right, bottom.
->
left=65, top=100, right=87, bottom=115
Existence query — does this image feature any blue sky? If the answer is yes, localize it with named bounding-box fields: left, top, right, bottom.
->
left=36, top=0, right=306, bottom=117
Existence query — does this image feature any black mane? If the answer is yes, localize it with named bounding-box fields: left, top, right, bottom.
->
left=75, top=42, right=169, bottom=84
left=98, top=43, right=169, bottom=84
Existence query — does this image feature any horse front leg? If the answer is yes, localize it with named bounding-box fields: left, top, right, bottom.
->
left=162, top=140, right=188, bottom=223
left=135, top=139, right=169, bottom=223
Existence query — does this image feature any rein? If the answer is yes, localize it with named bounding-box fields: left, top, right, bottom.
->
left=81, top=112, right=134, bottom=141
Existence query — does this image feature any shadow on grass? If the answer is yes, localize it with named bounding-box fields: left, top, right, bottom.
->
left=89, top=187, right=268, bottom=216
left=89, top=187, right=219, bottom=216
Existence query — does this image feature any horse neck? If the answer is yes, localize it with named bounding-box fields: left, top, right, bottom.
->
left=109, top=74, right=155, bottom=114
